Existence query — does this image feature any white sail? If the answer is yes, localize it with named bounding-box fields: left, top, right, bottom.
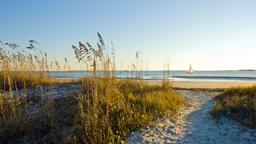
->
left=188, top=64, right=193, bottom=74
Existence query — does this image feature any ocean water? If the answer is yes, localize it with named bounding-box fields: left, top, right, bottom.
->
left=49, top=70, right=256, bottom=82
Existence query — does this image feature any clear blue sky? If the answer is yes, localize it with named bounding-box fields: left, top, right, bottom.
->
left=1, top=0, right=256, bottom=70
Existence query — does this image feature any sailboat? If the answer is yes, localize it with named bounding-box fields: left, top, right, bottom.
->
left=188, top=64, right=193, bottom=74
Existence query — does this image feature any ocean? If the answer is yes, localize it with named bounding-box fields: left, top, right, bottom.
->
left=49, top=70, right=256, bottom=82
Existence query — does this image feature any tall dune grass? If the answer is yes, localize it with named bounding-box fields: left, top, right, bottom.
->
left=73, top=78, right=185, bottom=143
left=71, top=33, right=185, bottom=143
left=0, top=40, right=60, bottom=143
left=0, top=34, right=185, bottom=143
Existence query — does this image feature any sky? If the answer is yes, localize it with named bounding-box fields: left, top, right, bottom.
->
left=1, top=0, right=256, bottom=70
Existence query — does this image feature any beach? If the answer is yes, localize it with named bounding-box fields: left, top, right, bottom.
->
left=52, top=78, right=256, bottom=89
left=173, top=81, right=256, bottom=89
left=144, top=80, right=256, bottom=89
left=49, top=70, right=256, bottom=89
left=2, top=77, right=256, bottom=143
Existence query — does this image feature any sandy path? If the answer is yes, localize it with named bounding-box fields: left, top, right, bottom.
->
left=127, top=90, right=256, bottom=144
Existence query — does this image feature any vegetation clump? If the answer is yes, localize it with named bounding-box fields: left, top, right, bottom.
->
left=74, top=78, right=185, bottom=143
left=212, top=86, right=256, bottom=128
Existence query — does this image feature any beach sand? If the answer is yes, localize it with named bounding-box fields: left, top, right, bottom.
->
left=144, top=80, right=256, bottom=89
left=173, top=81, right=256, bottom=89
left=50, top=76, right=256, bottom=90
left=52, top=78, right=256, bottom=89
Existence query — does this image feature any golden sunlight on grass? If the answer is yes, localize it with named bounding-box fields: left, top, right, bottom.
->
left=212, top=86, right=256, bottom=128
left=0, top=34, right=185, bottom=143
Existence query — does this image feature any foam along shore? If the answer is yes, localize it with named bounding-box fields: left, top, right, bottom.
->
left=144, top=80, right=256, bottom=89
